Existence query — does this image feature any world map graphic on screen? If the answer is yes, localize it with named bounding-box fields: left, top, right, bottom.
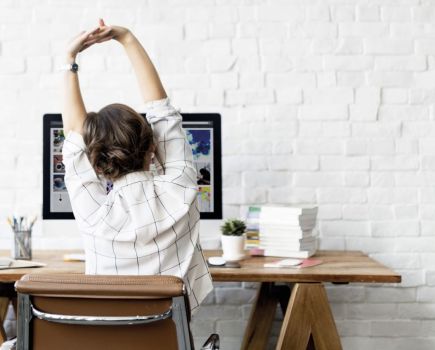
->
left=186, top=129, right=211, bottom=162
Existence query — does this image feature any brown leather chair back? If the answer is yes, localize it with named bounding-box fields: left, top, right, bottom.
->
left=15, top=274, right=192, bottom=350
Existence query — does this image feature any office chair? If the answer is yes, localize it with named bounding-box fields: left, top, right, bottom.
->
left=13, top=274, right=219, bottom=350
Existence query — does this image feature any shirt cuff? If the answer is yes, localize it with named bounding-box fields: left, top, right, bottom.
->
left=66, top=130, right=86, bottom=146
left=142, top=97, right=170, bottom=110
left=62, top=130, right=86, bottom=156
left=142, top=97, right=181, bottom=123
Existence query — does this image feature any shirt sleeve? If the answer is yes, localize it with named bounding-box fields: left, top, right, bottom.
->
left=143, top=97, right=198, bottom=206
left=62, top=131, right=107, bottom=228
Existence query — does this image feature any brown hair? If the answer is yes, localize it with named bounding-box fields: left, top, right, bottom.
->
left=83, top=103, right=155, bottom=182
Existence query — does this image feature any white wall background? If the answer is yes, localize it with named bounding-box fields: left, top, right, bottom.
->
left=1, top=0, right=435, bottom=349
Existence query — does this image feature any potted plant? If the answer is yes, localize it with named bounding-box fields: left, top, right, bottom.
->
left=220, top=218, right=247, bottom=261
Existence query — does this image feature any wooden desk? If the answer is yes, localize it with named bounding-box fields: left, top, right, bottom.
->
left=204, top=250, right=400, bottom=350
left=0, top=250, right=400, bottom=350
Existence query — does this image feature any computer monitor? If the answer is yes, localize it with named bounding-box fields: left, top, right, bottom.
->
left=42, top=113, right=222, bottom=221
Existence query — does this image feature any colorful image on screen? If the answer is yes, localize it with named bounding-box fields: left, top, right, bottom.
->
left=187, top=129, right=211, bottom=162
left=198, top=186, right=211, bottom=212
left=48, top=126, right=215, bottom=213
left=49, top=128, right=72, bottom=212
left=186, top=128, right=214, bottom=212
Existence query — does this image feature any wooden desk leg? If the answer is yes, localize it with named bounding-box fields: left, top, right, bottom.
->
left=0, top=297, right=10, bottom=344
left=276, top=283, right=342, bottom=350
left=241, top=282, right=278, bottom=350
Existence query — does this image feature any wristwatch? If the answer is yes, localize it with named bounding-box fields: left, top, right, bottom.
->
left=60, top=62, right=79, bottom=73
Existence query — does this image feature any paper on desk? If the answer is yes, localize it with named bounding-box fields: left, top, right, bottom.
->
left=264, top=258, right=303, bottom=268
left=0, top=258, right=12, bottom=267
left=0, top=258, right=46, bottom=269
left=264, top=258, right=322, bottom=269
left=63, top=253, right=85, bottom=262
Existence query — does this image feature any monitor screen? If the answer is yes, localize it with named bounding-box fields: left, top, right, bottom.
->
left=43, top=113, right=222, bottom=220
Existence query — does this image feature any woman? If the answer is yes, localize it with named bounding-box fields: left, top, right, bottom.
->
left=61, top=19, right=213, bottom=312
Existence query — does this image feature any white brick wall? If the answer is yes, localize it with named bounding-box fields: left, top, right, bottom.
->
left=1, top=1, right=435, bottom=349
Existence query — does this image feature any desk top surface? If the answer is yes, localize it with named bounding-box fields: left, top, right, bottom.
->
left=0, top=250, right=400, bottom=284
left=204, top=250, right=400, bottom=283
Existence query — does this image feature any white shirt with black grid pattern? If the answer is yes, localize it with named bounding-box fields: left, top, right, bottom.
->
left=62, top=97, right=213, bottom=313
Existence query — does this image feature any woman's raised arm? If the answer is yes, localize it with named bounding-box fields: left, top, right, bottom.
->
left=62, top=27, right=102, bottom=135
left=101, top=20, right=167, bottom=103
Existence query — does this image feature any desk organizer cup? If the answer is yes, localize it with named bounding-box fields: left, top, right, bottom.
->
left=7, top=215, right=36, bottom=260
left=13, top=230, right=32, bottom=260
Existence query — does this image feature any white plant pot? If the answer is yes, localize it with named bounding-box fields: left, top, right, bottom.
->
left=221, top=235, right=246, bottom=261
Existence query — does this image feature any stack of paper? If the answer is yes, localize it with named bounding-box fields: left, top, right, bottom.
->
left=258, top=205, right=318, bottom=258
left=244, top=206, right=261, bottom=250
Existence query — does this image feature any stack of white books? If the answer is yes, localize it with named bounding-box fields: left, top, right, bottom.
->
left=258, top=205, right=318, bottom=258
left=245, top=206, right=261, bottom=250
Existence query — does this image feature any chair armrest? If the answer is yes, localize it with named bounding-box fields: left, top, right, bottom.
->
left=200, top=334, right=219, bottom=350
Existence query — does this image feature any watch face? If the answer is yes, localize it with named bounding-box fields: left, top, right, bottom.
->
left=71, top=63, right=79, bottom=72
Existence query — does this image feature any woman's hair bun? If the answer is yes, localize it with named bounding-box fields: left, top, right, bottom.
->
left=83, top=103, right=154, bottom=182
